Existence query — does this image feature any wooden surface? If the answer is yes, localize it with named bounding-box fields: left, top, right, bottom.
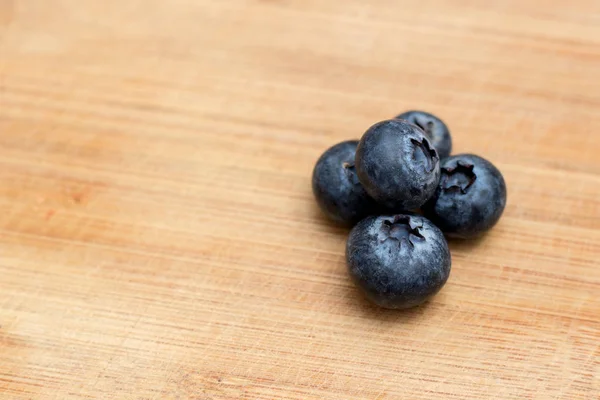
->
left=1, top=1, right=599, bottom=399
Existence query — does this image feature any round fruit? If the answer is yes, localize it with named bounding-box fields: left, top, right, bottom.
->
left=346, top=214, right=451, bottom=309
left=312, top=140, right=379, bottom=226
left=355, top=119, right=441, bottom=211
left=396, top=110, right=452, bottom=159
left=424, top=154, right=507, bottom=238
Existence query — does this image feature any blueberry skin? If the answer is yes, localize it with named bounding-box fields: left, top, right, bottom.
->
left=312, top=140, right=379, bottom=226
left=346, top=214, right=451, bottom=309
left=355, top=119, right=441, bottom=211
left=396, top=110, right=452, bottom=159
left=424, top=154, right=507, bottom=239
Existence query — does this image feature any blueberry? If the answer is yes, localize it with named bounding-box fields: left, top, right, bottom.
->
left=355, top=119, right=440, bottom=211
left=396, top=110, right=452, bottom=159
left=346, top=214, right=451, bottom=309
left=424, top=154, right=507, bottom=239
left=312, top=140, right=379, bottom=226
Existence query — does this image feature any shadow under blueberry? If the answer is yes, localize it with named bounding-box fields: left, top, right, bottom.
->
left=311, top=203, right=352, bottom=237
left=346, top=277, right=433, bottom=324
left=446, top=232, right=490, bottom=253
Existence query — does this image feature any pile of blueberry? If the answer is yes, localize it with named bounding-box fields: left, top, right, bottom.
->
left=312, top=111, right=507, bottom=309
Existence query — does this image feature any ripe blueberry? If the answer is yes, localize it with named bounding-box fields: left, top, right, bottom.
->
left=424, top=154, right=507, bottom=239
left=312, top=140, right=379, bottom=226
left=396, top=110, right=452, bottom=159
left=346, top=214, right=451, bottom=309
left=355, top=119, right=440, bottom=211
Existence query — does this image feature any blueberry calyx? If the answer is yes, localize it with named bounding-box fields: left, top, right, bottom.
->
left=411, top=138, right=438, bottom=173
left=441, top=162, right=476, bottom=194
left=381, top=215, right=425, bottom=248
left=342, top=162, right=361, bottom=185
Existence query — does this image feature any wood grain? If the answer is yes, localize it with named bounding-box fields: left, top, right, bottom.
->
left=1, top=1, right=599, bottom=399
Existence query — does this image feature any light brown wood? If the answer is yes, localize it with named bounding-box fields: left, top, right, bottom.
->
left=1, top=1, right=599, bottom=398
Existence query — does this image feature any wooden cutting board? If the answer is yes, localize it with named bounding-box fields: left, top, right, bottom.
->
left=1, top=1, right=599, bottom=398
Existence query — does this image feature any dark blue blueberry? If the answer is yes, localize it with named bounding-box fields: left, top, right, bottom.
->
left=424, top=154, right=507, bottom=239
left=346, top=214, right=451, bottom=309
left=355, top=119, right=440, bottom=211
left=312, top=140, right=379, bottom=226
left=396, top=110, right=452, bottom=159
